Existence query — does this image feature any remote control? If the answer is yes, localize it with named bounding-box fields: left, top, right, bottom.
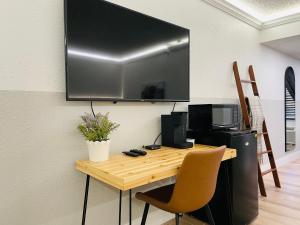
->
left=122, top=151, right=139, bottom=157
left=130, top=149, right=147, bottom=156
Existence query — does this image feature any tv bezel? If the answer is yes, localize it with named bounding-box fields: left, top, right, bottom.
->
left=64, top=0, right=190, bottom=102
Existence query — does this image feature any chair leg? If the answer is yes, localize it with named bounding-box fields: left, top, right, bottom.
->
left=175, top=213, right=180, bottom=225
left=141, top=203, right=149, bottom=225
left=204, top=204, right=215, bottom=225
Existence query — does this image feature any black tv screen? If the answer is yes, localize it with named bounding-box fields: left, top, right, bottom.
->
left=64, top=0, right=190, bottom=102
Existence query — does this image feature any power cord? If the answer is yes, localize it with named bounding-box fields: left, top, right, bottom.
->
left=153, top=102, right=177, bottom=145
left=172, top=102, right=177, bottom=112
left=90, top=101, right=96, bottom=117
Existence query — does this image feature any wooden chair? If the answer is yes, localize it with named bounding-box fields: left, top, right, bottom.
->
left=135, top=146, right=226, bottom=225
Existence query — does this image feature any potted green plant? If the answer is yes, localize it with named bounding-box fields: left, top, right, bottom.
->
left=78, top=112, right=119, bottom=162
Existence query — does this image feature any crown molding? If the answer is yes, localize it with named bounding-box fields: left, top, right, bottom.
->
left=262, top=13, right=300, bottom=29
left=202, top=0, right=262, bottom=29
left=203, top=0, right=300, bottom=30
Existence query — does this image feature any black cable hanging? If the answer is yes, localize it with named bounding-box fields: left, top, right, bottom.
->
left=90, top=101, right=96, bottom=117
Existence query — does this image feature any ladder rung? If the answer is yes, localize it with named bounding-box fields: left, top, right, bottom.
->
left=241, top=79, right=256, bottom=84
left=257, top=132, right=268, bottom=135
left=262, top=168, right=277, bottom=176
left=257, top=150, right=272, bottom=156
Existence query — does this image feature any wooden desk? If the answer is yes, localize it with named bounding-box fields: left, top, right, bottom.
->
left=76, top=145, right=236, bottom=225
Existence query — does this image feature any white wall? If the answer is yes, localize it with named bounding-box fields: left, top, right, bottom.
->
left=1, top=0, right=300, bottom=225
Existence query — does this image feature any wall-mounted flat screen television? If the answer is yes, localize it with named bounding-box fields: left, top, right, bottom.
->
left=64, top=0, right=190, bottom=102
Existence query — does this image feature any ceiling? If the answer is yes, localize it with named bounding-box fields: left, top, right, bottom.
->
left=225, top=0, right=300, bottom=22
left=263, top=35, right=300, bottom=60
left=204, top=0, right=300, bottom=29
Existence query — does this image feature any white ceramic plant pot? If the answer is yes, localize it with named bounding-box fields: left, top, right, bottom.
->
left=86, top=140, right=110, bottom=162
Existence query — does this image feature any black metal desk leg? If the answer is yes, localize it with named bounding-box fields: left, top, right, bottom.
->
left=119, top=190, right=122, bottom=225
left=82, top=175, right=90, bottom=225
left=129, top=189, right=132, bottom=225
left=204, top=204, right=215, bottom=225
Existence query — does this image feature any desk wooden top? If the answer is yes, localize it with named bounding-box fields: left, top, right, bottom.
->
left=76, top=144, right=236, bottom=191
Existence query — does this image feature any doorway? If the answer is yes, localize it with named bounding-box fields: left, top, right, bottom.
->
left=285, top=67, right=296, bottom=152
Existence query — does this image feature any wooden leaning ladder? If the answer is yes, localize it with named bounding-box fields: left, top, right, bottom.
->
left=233, top=61, right=281, bottom=197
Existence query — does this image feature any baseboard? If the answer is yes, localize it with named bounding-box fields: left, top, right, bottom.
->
left=261, top=150, right=300, bottom=170
left=125, top=210, right=173, bottom=225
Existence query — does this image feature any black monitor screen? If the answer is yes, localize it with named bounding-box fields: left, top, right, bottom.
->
left=65, top=0, right=190, bottom=101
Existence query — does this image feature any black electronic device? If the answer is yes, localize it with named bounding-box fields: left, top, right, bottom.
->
left=170, top=142, right=193, bottom=149
left=64, top=0, right=190, bottom=102
left=189, top=130, right=258, bottom=225
left=130, top=149, right=147, bottom=156
left=122, top=151, right=140, bottom=157
left=161, top=112, right=193, bottom=149
left=144, top=144, right=161, bottom=150
left=188, top=104, right=240, bottom=133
